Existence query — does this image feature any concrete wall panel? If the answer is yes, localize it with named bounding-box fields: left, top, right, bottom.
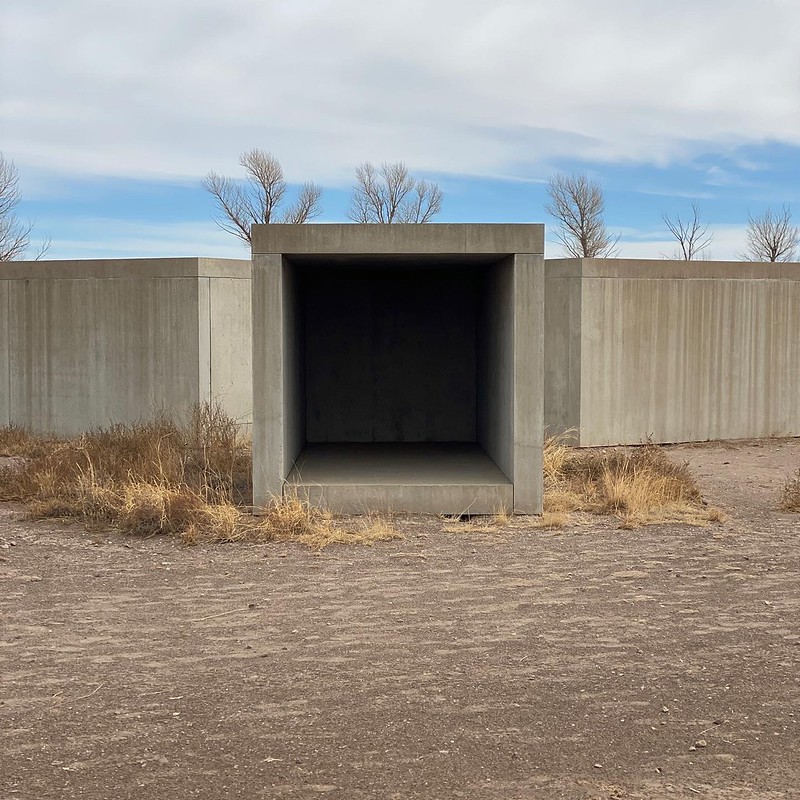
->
left=1, top=258, right=250, bottom=437
left=209, top=277, right=253, bottom=425
left=7, top=277, right=200, bottom=435
left=544, top=264, right=582, bottom=438
left=253, top=223, right=543, bottom=257
left=282, top=260, right=305, bottom=472
left=302, top=265, right=479, bottom=443
left=557, top=259, right=800, bottom=445
left=512, top=254, right=545, bottom=513
left=477, top=257, right=514, bottom=480
left=252, top=254, right=285, bottom=508
left=197, top=278, right=212, bottom=406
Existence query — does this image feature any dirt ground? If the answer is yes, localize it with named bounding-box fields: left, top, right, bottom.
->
left=1, top=439, right=799, bottom=799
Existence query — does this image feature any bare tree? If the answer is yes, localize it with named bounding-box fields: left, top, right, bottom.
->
left=0, top=153, right=49, bottom=261
left=740, top=205, right=798, bottom=262
left=347, top=161, right=443, bottom=223
left=202, top=149, right=322, bottom=245
left=662, top=203, right=713, bottom=260
left=544, top=172, right=619, bottom=258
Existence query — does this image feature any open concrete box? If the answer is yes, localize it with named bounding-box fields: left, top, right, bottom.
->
left=252, top=224, right=544, bottom=515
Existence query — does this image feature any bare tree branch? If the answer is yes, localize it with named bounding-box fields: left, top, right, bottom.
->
left=740, top=205, right=798, bottom=262
left=545, top=172, right=619, bottom=258
left=202, top=149, right=322, bottom=244
left=662, top=203, right=713, bottom=260
left=0, top=153, right=49, bottom=262
left=280, top=182, right=323, bottom=224
left=347, top=161, right=443, bottom=223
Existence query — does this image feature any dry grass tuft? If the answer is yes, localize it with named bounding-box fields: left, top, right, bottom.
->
left=1, top=409, right=399, bottom=548
left=2, top=413, right=723, bottom=542
left=1, top=404, right=252, bottom=507
left=780, top=469, right=800, bottom=512
left=542, top=434, right=722, bottom=528
left=193, top=493, right=401, bottom=549
left=0, top=425, right=60, bottom=459
left=0, top=405, right=251, bottom=538
left=0, top=407, right=400, bottom=548
left=529, top=511, right=570, bottom=529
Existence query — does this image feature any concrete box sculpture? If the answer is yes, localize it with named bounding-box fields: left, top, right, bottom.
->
left=0, top=258, right=252, bottom=435
left=251, top=224, right=545, bottom=514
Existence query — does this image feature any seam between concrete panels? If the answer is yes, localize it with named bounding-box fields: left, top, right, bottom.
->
left=206, top=278, right=213, bottom=404
left=0, top=276, right=214, bottom=282
left=590, top=276, right=799, bottom=283
left=5, top=285, right=9, bottom=426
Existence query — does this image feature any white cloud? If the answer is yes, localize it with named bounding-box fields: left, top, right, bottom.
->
left=3, top=0, right=800, bottom=186
left=45, top=218, right=247, bottom=260
left=614, top=224, right=747, bottom=260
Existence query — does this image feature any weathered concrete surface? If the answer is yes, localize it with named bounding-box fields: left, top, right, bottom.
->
left=478, top=256, right=514, bottom=479
left=253, top=223, right=543, bottom=256
left=0, top=258, right=251, bottom=434
left=287, top=443, right=513, bottom=514
left=252, top=224, right=545, bottom=514
left=302, top=264, right=480, bottom=443
left=251, top=254, right=286, bottom=506
left=0, top=281, right=9, bottom=427
left=208, top=276, right=253, bottom=425
left=512, top=254, right=545, bottom=512
left=545, top=259, right=800, bottom=445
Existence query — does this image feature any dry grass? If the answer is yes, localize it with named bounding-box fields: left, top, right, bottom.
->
left=542, top=434, right=723, bottom=528
left=185, top=493, right=400, bottom=549
left=0, top=425, right=60, bottom=459
left=0, top=413, right=722, bottom=542
left=427, top=435, right=719, bottom=536
left=0, top=407, right=399, bottom=548
left=780, top=469, right=800, bottom=512
left=0, top=405, right=251, bottom=508
left=442, top=507, right=567, bottom=535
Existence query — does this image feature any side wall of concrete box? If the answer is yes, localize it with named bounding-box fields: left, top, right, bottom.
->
left=0, top=258, right=251, bottom=436
left=477, top=256, right=514, bottom=480
left=545, top=259, right=800, bottom=445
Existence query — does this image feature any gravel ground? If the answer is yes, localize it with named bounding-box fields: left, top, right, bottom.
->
left=1, top=439, right=799, bottom=799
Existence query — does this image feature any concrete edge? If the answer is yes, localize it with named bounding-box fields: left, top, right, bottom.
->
left=546, top=258, right=800, bottom=280
left=252, top=223, right=545, bottom=256
left=0, top=258, right=250, bottom=280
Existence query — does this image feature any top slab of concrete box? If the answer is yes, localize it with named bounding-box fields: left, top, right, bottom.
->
left=0, top=258, right=252, bottom=435
left=545, top=258, right=800, bottom=445
left=252, top=223, right=545, bottom=256
left=251, top=224, right=545, bottom=515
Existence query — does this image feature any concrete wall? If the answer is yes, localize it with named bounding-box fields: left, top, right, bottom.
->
left=301, top=263, right=480, bottom=443
left=543, top=261, right=581, bottom=439
left=545, top=259, right=800, bottom=445
left=477, top=255, right=514, bottom=479
left=0, top=280, right=9, bottom=427
left=208, top=276, right=253, bottom=425
left=513, top=254, right=545, bottom=511
left=0, top=258, right=251, bottom=435
left=283, top=258, right=305, bottom=473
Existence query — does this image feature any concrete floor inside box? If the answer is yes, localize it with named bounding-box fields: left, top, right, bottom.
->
left=287, top=442, right=513, bottom=514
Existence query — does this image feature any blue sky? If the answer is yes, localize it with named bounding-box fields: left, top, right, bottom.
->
left=4, top=0, right=800, bottom=261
